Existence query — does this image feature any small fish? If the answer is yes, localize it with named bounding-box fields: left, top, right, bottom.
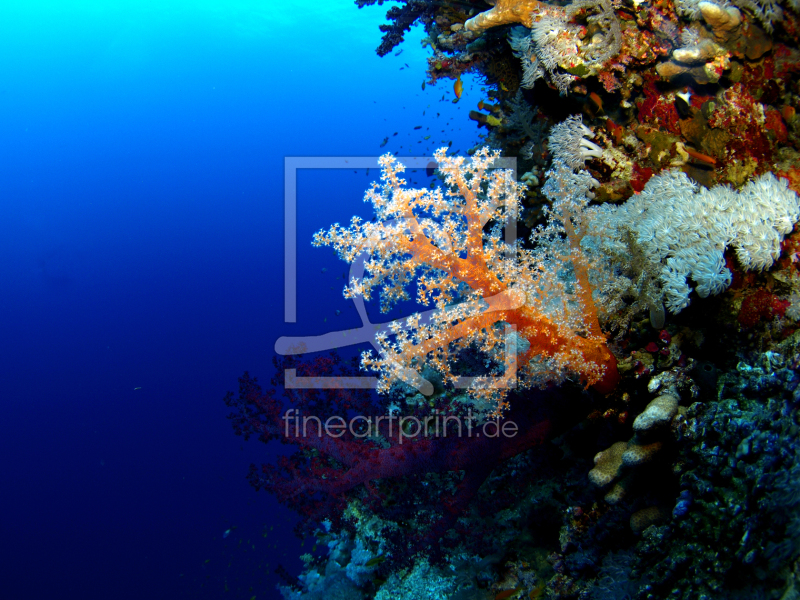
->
left=223, top=529, right=231, bottom=538
left=685, top=147, right=717, bottom=166
left=675, top=92, right=691, bottom=118
left=421, top=81, right=426, bottom=90
left=394, top=49, right=403, bottom=56
left=365, top=553, right=387, bottom=567
left=589, top=91, right=603, bottom=113
left=404, top=63, right=409, bottom=68
left=414, top=125, right=422, bottom=130
left=423, top=135, right=430, bottom=140
left=392, top=132, right=398, bottom=136
left=321, top=267, right=327, bottom=273
left=379, top=137, right=388, bottom=148
left=495, top=587, right=522, bottom=600
left=454, top=76, right=463, bottom=99
left=134, top=387, right=141, bottom=390
left=529, top=581, right=546, bottom=599
left=335, top=310, right=341, bottom=316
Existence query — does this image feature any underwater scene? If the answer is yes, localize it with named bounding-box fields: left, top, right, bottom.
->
left=2, top=0, right=800, bottom=598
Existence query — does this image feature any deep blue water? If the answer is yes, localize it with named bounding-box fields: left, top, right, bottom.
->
left=0, top=2, right=478, bottom=598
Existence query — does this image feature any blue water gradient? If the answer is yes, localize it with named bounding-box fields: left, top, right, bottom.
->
left=0, top=1, right=479, bottom=598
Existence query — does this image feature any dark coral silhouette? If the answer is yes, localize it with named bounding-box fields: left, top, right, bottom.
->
left=355, top=0, right=436, bottom=57
left=225, top=353, right=590, bottom=547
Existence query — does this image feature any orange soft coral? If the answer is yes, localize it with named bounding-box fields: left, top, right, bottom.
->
left=314, top=148, right=618, bottom=415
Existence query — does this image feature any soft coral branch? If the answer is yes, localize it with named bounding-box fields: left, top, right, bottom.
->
left=314, top=148, right=618, bottom=414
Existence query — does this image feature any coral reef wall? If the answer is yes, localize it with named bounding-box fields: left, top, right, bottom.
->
left=232, top=0, right=800, bottom=598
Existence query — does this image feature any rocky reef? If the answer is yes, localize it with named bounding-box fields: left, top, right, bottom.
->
left=234, top=0, right=800, bottom=597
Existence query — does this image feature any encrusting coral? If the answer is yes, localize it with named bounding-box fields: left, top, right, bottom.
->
left=677, top=0, right=797, bottom=32
left=464, top=0, right=550, bottom=32
left=588, top=374, right=685, bottom=508
left=313, top=147, right=619, bottom=415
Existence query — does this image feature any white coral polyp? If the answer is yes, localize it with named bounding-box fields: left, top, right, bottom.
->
left=544, top=115, right=799, bottom=316
left=612, top=170, right=799, bottom=312
left=548, top=115, right=604, bottom=171
left=692, top=253, right=731, bottom=297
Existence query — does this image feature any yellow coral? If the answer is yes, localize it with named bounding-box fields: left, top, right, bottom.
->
left=465, top=0, right=549, bottom=32
left=588, top=441, right=627, bottom=487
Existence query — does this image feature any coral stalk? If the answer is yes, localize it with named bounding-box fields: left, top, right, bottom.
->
left=314, top=148, right=618, bottom=414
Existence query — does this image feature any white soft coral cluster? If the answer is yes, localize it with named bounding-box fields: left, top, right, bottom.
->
left=594, top=170, right=800, bottom=313
left=508, top=22, right=576, bottom=94
left=507, top=0, right=621, bottom=95
left=547, top=114, right=604, bottom=172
